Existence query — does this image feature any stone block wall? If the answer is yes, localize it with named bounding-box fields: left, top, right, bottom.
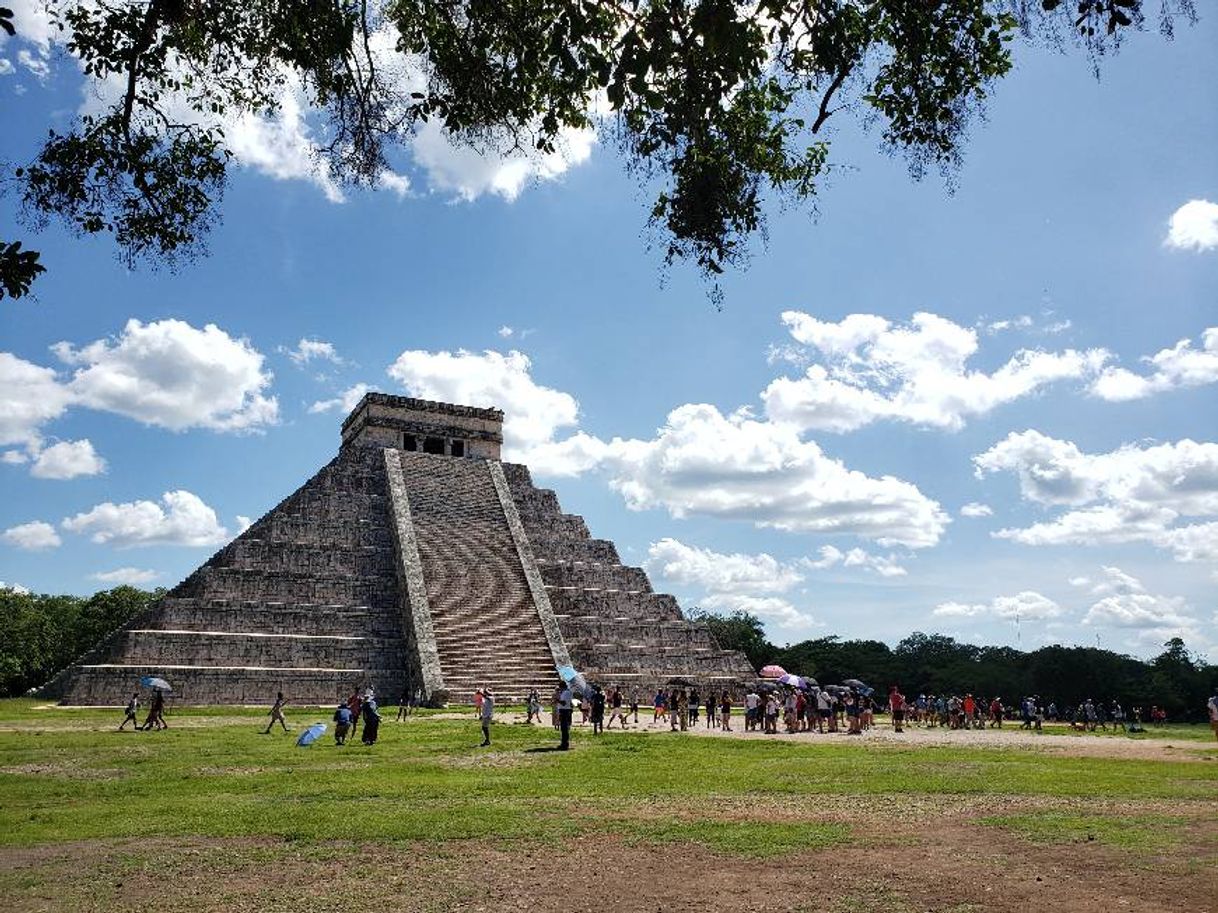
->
left=503, top=462, right=756, bottom=692
left=51, top=446, right=411, bottom=705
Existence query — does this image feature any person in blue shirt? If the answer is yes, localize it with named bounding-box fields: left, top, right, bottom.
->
left=333, top=703, right=352, bottom=745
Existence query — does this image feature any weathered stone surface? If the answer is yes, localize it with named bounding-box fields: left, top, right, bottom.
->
left=504, top=461, right=756, bottom=692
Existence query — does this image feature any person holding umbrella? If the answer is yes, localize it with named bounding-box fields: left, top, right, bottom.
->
left=262, top=691, right=290, bottom=734
left=142, top=688, right=168, bottom=731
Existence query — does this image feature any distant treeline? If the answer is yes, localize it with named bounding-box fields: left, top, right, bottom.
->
left=693, top=610, right=1216, bottom=722
left=0, top=586, right=163, bottom=697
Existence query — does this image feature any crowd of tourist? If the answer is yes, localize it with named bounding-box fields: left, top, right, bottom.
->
left=115, top=679, right=1218, bottom=746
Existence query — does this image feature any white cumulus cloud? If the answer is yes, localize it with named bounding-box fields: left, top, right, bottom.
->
left=53, top=318, right=278, bottom=433
left=601, top=404, right=948, bottom=548
left=975, top=431, right=1218, bottom=563
left=283, top=338, right=344, bottom=367
left=30, top=439, right=107, bottom=480
left=960, top=502, right=993, bottom=518
left=310, top=383, right=372, bottom=415
left=762, top=311, right=1108, bottom=433
left=2, top=520, right=61, bottom=551
left=646, top=538, right=803, bottom=595
left=1164, top=199, right=1218, bottom=251
left=63, top=490, right=229, bottom=548
left=90, top=567, right=159, bottom=586
left=387, top=348, right=583, bottom=473
left=0, top=352, right=74, bottom=449
left=802, top=545, right=907, bottom=577
left=1090, top=327, right=1218, bottom=401
left=934, top=590, right=1063, bottom=620
left=1082, top=567, right=1200, bottom=644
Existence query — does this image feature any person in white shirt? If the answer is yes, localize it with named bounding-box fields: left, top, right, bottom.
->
left=744, top=691, right=760, bottom=731
left=479, top=688, right=495, bottom=746
left=1207, top=691, right=1218, bottom=742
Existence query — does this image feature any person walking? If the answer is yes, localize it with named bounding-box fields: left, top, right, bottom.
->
left=479, top=688, right=494, bottom=746
left=262, top=691, right=290, bottom=734
left=396, top=690, right=410, bottom=721
left=1207, top=690, right=1218, bottom=742
left=142, top=689, right=168, bottom=730
left=607, top=686, right=626, bottom=729
left=719, top=691, right=732, bottom=732
left=526, top=688, right=543, bottom=724
left=347, top=689, right=363, bottom=740
left=118, top=692, right=140, bottom=731
left=557, top=681, right=574, bottom=750
left=630, top=690, right=639, bottom=725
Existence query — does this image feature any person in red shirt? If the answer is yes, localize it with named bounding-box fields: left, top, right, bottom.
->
left=963, top=694, right=976, bottom=728
left=889, top=686, right=906, bottom=733
left=989, top=697, right=1004, bottom=728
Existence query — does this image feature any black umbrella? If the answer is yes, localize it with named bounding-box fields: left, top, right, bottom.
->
left=843, top=678, right=869, bottom=691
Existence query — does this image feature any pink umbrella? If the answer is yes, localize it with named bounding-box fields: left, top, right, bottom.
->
left=760, top=664, right=786, bottom=680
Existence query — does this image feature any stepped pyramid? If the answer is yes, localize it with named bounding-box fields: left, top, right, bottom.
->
left=48, top=394, right=755, bottom=705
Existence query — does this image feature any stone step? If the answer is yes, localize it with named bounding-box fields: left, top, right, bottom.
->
left=538, top=562, right=652, bottom=593
left=546, top=588, right=683, bottom=621
left=112, top=629, right=406, bottom=670
left=60, top=663, right=405, bottom=706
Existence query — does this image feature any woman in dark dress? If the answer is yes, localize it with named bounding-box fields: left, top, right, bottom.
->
left=361, top=696, right=381, bottom=745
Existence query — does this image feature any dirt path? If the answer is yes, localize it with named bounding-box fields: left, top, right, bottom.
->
left=484, top=711, right=1218, bottom=762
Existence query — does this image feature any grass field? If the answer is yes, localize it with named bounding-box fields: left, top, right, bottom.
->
left=1, top=700, right=1215, bottom=913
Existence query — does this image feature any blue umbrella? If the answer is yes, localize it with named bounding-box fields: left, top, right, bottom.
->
left=140, top=675, right=173, bottom=692
left=296, top=723, right=327, bottom=747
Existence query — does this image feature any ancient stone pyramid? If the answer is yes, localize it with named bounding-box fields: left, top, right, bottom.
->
left=48, top=394, right=755, bottom=705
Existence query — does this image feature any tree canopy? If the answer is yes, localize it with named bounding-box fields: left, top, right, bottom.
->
left=0, top=585, right=163, bottom=696
left=0, top=0, right=1197, bottom=300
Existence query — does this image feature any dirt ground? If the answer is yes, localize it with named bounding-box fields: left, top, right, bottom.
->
left=2, top=803, right=1215, bottom=913
left=470, top=711, right=1218, bottom=763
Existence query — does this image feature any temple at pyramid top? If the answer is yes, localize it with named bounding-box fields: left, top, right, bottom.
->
left=341, top=393, right=505, bottom=459
left=45, top=394, right=755, bottom=706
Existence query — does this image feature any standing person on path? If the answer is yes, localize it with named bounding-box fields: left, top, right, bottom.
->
left=118, top=692, right=140, bottom=731
left=719, top=691, right=732, bottom=731
left=630, top=690, right=639, bottom=725
left=705, top=691, right=717, bottom=729
left=396, top=690, right=410, bottom=721
left=551, top=685, right=562, bottom=729
left=262, top=691, right=290, bottom=734
left=889, top=686, right=906, bottom=733
left=347, top=689, right=363, bottom=741
left=590, top=686, right=605, bottom=735
left=473, top=689, right=484, bottom=720
left=361, top=694, right=382, bottom=745
left=479, top=688, right=494, bottom=746
left=557, top=682, right=574, bottom=750
left=1207, top=690, right=1218, bottom=742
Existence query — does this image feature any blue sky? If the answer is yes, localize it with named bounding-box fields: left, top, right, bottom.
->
left=2, top=4, right=1216, bottom=660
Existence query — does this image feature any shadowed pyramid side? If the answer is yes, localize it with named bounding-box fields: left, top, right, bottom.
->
left=44, top=446, right=410, bottom=705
